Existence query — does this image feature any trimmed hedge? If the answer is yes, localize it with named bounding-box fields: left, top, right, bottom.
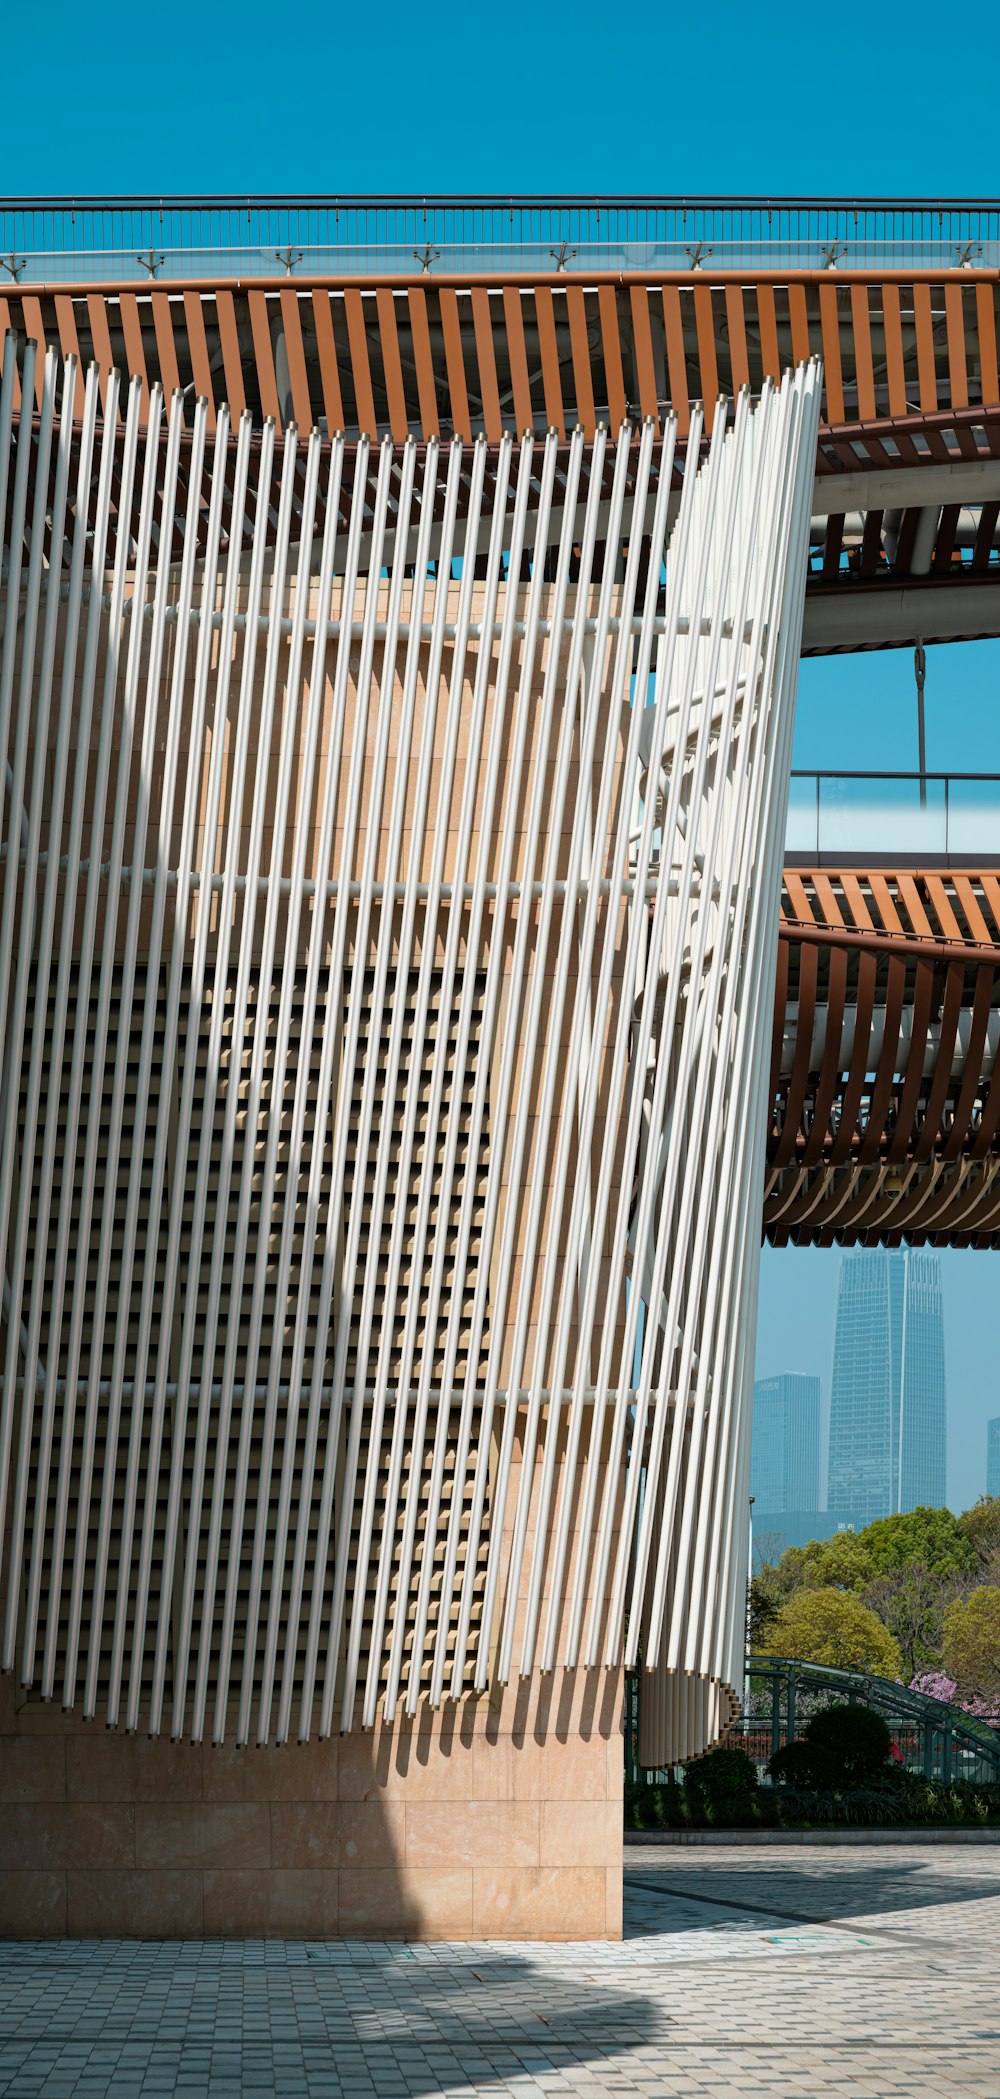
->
left=624, top=1773, right=1000, bottom=1831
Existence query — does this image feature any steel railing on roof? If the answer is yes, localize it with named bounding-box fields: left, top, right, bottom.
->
left=3, top=196, right=1000, bottom=286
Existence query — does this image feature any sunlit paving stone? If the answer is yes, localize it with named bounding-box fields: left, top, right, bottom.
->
left=0, top=1844, right=997, bottom=2095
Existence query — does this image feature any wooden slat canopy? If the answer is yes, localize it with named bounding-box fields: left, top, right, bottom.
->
left=768, top=868, right=1000, bottom=1247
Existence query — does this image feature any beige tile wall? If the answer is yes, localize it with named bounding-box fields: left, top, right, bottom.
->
left=0, top=1666, right=622, bottom=1941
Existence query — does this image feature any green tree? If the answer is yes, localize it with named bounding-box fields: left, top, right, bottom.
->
left=861, top=1559, right=954, bottom=1680
left=858, top=1507, right=976, bottom=1579
left=941, top=1587, right=1000, bottom=1708
left=757, top=1587, right=903, bottom=1676
left=957, top=1497, right=1000, bottom=1578
left=802, top=1530, right=876, bottom=1592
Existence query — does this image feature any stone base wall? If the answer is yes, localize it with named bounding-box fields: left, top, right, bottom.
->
left=0, top=1671, right=623, bottom=1941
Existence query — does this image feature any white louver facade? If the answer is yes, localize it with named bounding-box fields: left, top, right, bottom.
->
left=0, top=338, right=819, bottom=1782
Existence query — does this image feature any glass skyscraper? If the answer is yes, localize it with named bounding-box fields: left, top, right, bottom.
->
left=828, top=1250, right=946, bottom=1526
left=751, top=1376, right=822, bottom=1512
left=988, top=1417, right=1000, bottom=1500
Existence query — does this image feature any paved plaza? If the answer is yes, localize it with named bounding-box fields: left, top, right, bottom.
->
left=1, top=1842, right=998, bottom=2096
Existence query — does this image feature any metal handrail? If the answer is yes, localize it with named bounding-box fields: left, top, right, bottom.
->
left=4, top=192, right=1000, bottom=214
left=791, top=769, right=1000, bottom=781
left=2, top=196, right=1000, bottom=285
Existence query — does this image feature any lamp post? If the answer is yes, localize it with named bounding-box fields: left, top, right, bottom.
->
left=915, top=641, right=927, bottom=809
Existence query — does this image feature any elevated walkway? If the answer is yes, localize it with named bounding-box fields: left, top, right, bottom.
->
left=769, top=866, right=1000, bottom=1245
left=3, top=194, right=1000, bottom=650
left=740, top=1657, right=1000, bottom=1786
left=627, top=1656, right=1000, bottom=1784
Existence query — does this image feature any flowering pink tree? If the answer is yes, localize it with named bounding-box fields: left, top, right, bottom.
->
left=911, top=1672, right=999, bottom=1727
left=911, top=1671, right=957, bottom=1702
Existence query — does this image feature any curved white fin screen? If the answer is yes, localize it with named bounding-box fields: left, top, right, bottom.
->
left=0, top=341, right=820, bottom=1745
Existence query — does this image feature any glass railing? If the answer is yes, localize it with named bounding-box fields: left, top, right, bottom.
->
left=2, top=196, right=999, bottom=284
left=787, top=772, right=1000, bottom=860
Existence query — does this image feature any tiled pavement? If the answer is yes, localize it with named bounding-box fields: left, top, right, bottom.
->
left=1, top=1843, right=999, bottom=2096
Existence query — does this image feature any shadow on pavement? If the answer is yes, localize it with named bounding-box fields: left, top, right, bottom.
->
left=0, top=1939, right=664, bottom=2098
left=624, top=1848, right=1000, bottom=1927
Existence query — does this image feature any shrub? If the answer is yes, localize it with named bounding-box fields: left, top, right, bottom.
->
left=622, top=1772, right=1000, bottom=1832
left=803, top=1702, right=893, bottom=1782
left=684, top=1746, right=759, bottom=1824
left=624, top=1778, right=686, bottom=1830
left=768, top=1739, right=841, bottom=1788
left=895, top=1775, right=1000, bottom=1825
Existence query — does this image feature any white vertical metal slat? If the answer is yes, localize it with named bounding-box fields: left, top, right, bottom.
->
left=513, top=422, right=658, bottom=1677
left=38, top=370, right=137, bottom=1700
left=91, top=391, right=212, bottom=1720
left=20, top=364, right=102, bottom=1695
left=343, top=439, right=488, bottom=1731
left=0, top=352, right=78, bottom=1663
left=6, top=353, right=83, bottom=1678
left=85, top=387, right=218, bottom=1732
left=636, top=383, right=799, bottom=1681
left=496, top=421, right=650, bottom=1684
left=382, top=435, right=514, bottom=1723
left=0, top=337, right=47, bottom=1631
left=60, top=377, right=159, bottom=1712
left=664, top=389, right=797, bottom=1676
left=139, top=412, right=256, bottom=1739
left=0, top=331, right=19, bottom=560
left=210, top=429, right=323, bottom=1747
left=58, top=384, right=178, bottom=1716
left=189, top=422, right=303, bottom=1745
left=422, top=438, right=538, bottom=1711
left=246, top=435, right=347, bottom=1748
left=99, top=390, right=191, bottom=1721
left=456, top=428, right=597, bottom=1695
left=709, top=453, right=812, bottom=1691
left=598, top=371, right=818, bottom=1729
left=437, top=433, right=564, bottom=1702
left=0, top=329, right=31, bottom=1413
left=0, top=351, right=67, bottom=1662
left=567, top=402, right=710, bottom=1668
left=165, top=419, right=279, bottom=1741
left=89, top=395, right=229, bottom=1732
left=288, top=442, right=418, bottom=1743
left=351, top=438, right=489, bottom=1732
left=331, top=434, right=453, bottom=1730
left=441, top=432, right=574, bottom=1698
left=295, top=435, right=426, bottom=1741
left=271, top=438, right=374, bottom=1748
left=289, top=434, right=508, bottom=1746
left=645, top=386, right=788, bottom=1674
left=613, top=423, right=753, bottom=1673
left=590, top=403, right=737, bottom=1671
left=538, top=418, right=678, bottom=1675
left=130, top=401, right=242, bottom=1733
left=680, top=367, right=820, bottom=1698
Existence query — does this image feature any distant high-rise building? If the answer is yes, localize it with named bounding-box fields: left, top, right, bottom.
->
left=828, top=1250, right=946, bottom=1527
left=988, top=1417, right=1000, bottom=1500
left=751, top=1376, right=822, bottom=1513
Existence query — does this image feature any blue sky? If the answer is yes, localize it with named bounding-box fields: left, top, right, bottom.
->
left=9, top=0, right=1000, bottom=1509
left=3, top=0, right=999, bottom=199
